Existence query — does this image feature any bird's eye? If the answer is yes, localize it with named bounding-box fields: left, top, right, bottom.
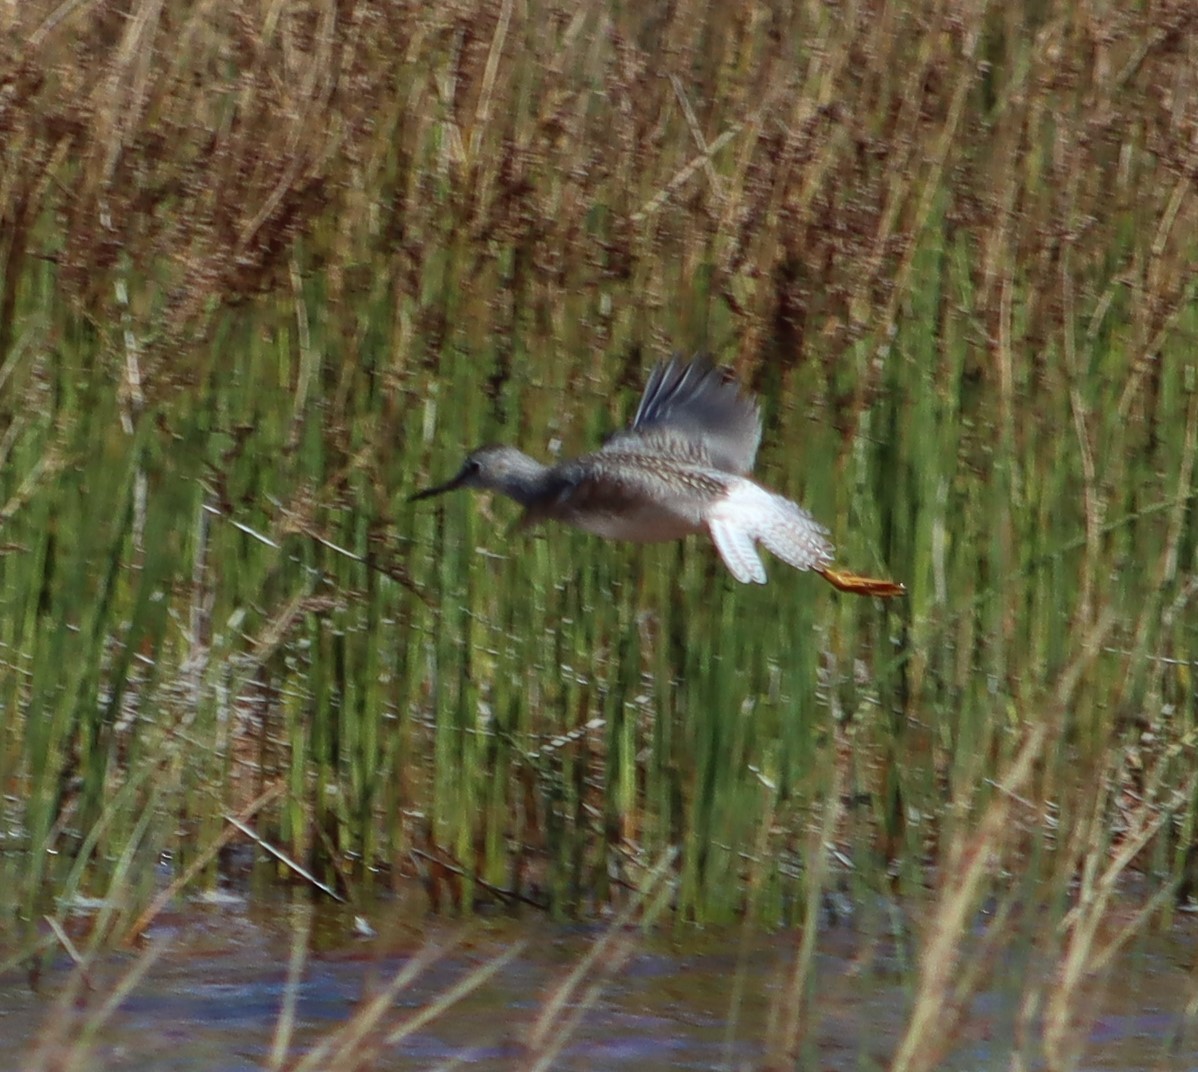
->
left=465, top=459, right=482, bottom=475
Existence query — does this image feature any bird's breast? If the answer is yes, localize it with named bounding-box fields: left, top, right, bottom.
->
left=566, top=504, right=703, bottom=544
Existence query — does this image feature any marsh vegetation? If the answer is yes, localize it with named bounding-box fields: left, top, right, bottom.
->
left=2, top=0, right=1197, bottom=1067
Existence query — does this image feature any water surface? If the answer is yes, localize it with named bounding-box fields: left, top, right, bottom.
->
left=5, top=893, right=1197, bottom=1071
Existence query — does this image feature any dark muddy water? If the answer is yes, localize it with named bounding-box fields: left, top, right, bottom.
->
left=4, top=892, right=1197, bottom=1071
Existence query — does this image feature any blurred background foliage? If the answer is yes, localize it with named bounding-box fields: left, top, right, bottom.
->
left=0, top=0, right=1195, bottom=934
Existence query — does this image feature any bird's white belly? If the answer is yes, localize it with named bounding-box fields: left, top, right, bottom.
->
left=568, top=504, right=702, bottom=544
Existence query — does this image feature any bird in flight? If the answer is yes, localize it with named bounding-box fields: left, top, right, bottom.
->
left=412, top=355, right=905, bottom=595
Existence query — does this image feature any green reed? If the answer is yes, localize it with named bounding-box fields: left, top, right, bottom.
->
left=0, top=1, right=1195, bottom=963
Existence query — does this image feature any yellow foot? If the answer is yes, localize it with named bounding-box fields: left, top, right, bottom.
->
left=817, top=567, right=906, bottom=598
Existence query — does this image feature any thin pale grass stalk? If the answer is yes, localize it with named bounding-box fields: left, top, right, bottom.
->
left=526, top=947, right=640, bottom=1072
left=4, top=0, right=1197, bottom=932
left=1020, top=492, right=1198, bottom=578
left=82, top=774, right=173, bottom=946
left=1043, top=771, right=1196, bottom=1067
left=66, top=939, right=171, bottom=1060
left=1127, top=382, right=1198, bottom=704
left=288, top=256, right=318, bottom=443
left=764, top=745, right=844, bottom=1069
left=854, top=4, right=988, bottom=343
left=942, top=892, right=1020, bottom=1032
left=890, top=478, right=1195, bottom=731
left=286, top=935, right=526, bottom=1072
left=200, top=499, right=282, bottom=549
left=1115, top=118, right=1198, bottom=420
left=123, top=783, right=284, bottom=944
left=1117, top=275, right=1198, bottom=420
left=44, top=915, right=85, bottom=971
left=722, top=784, right=778, bottom=1067
left=1061, top=260, right=1102, bottom=630
left=286, top=936, right=457, bottom=1072
left=114, top=272, right=147, bottom=554
left=200, top=580, right=325, bottom=777
left=631, top=109, right=770, bottom=225
left=224, top=809, right=345, bottom=903
left=1173, top=976, right=1198, bottom=1057
left=668, top=73, right=725, bottom=202
left=100, top=0, right=165, bottom=188
left=380, top=940, right=525, bottom=1048
left=891, top=608, right=1118, bottom=1072
left=267, top=905, right=312, bottom=1072
left=185, top=490, right=214, bottom=714
left=523, top=848, right=678, bottom=1072
left=1086, top=846, right=1190, bottom=979
left=234, top=12, right=337, bottom=254
left=889, top=723, right=1049, bottom=1072
left=0, top=439, right=67, bottom=526
left=22, top=937, right=169, bottom=1072
left=468, top=0, right=513, bottom=162
left=50, top=754, right=163, bottom=939
left=26, top=0, right=102, bottom=48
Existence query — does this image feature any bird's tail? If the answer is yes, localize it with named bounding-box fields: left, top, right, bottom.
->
left=758, top=490, right=906, bottom=598
left=708, top=481, right=905, bottom=595
left=708, top=483, right=835, bottom=584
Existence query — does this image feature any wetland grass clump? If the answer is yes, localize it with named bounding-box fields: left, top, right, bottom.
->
left=0, top=0, right=1196, bottom=1004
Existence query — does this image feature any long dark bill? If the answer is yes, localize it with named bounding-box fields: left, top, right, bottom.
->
left=409, top=473, right=466, bottom=502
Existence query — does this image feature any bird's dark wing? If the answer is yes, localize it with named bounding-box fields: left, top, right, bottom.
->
left=600, top=354, right=762, bottom=475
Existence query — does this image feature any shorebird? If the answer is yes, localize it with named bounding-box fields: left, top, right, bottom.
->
left=411, top=356, right=904, bottom=595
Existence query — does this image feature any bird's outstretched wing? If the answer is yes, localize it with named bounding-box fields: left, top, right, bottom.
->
left=601, top=355, right=763, bottom=475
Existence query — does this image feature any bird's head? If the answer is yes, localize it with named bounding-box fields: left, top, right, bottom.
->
left=410, top=445, right=545, bottom=503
